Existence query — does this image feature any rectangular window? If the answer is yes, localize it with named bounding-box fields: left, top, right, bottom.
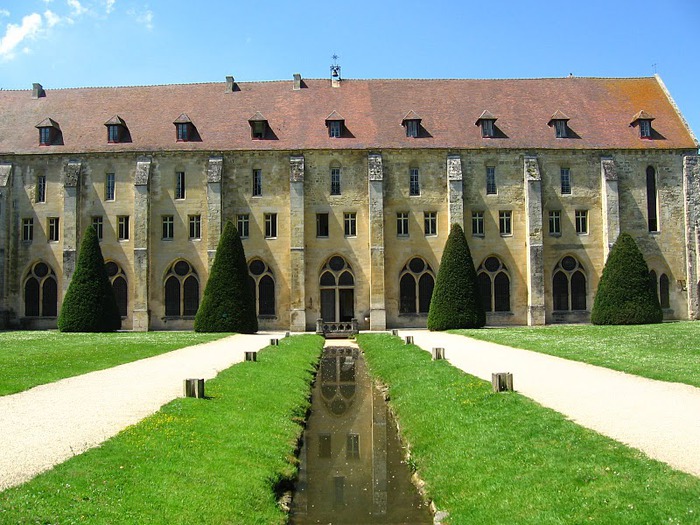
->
left=92, top=216, right=103, bottom=240
left=252, top=169, right=262, bottom=197
left=36, top=175, right=46, bottom=203
left=176, top=123, right=190, bottom=141
left=237, top=214, right=249, bottom=238
left=265, top=213, right=277, bottom=239
left=406, top=119, right=419, bottom=138
left=481, top=119, right=494, bottom=138
left=397, top=212, right=409, bottom=237
left=105, top=173, right=116, bottom=201
left=189, top=215, right=201, bottom=239
left=118, top=215, right=130, bottom=241
left=48, top=217, right=59, bottom=242
left=329, top=120, right=341, bottom=138
left=575, top=210, right=589, bottom=234
left=424, top=211, right=437, bottom=236
left=316, top=213, right=329, bottom=237
left=108, top=125, right=121, bottom=143
left=548, top=210, right=561, bottom=235
left=175, top=171, right=186, bottom=200
left=640, top=120, right=652, bottom=139
left=499, top=210, right=512, bottom=236
left=561, top=168, right=571, bottom=194
left=555, top=120, right=568, bottom=138
left=22, top=218, right=34, bottom=242
left=486, top=166, right=497, bottom=195
left=318, top=434, right=331, bottom=458
left=162, top=215, right=174, bottom=240
left=330, top=168, right=341, bottom=195
left=344, top=212, right=357, bottom=237
left=346, top=433, right=360, bottom=459
left=472, top=211, right=484, bottom=236
left=409, top=168, right=420, bottom=196
left=39, top=127, right=51, bottom=146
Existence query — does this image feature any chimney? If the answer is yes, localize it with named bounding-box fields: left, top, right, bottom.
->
left=293, top=73, right=302, bottom=91
left=225, top=76, right=235, bottom=93
left=32, top=83, right=45, bottom=99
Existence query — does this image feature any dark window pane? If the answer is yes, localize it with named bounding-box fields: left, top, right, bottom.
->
left=249, top=260, right=265, bottom=276
left=165, top=276, right=181, bottom=316
left=113, top=276, right=128, bottom=317
left=649, top=270, right=658, bottom=299
left=418, top=273, right=434, bottom=313
left=338, top=271, right=354, bottom=286
left=42, top=277, right=57, bottom=317
left=399, top=273, right=416, bottom=314
left=553, top=271, right=569, bottom=311
left=183, top=276, right=199, bottom=316
left=561, top=256, right=577, bottom=271
left=659, top=273, right=670, bottom=309
left=478, top=273, right=492, bottom=312
left=105, top=262, right=119, bottom=277
left=329, top=256, right=345, bottom=271
left=339, top=289, right=354, bottom=321
left=494, top=272, right=510, bottom=312
left=24, top=277, right=40, bottom=316
left=320, top=271, right=336, bottom=286
left=174, top=261, right=190, bottom=276
left=571, top=271, right=587, bottom=311
left=259, top=275, right=275, bottom=315
left=484, top=256, right=500, bottom=272
left=408, top=257, right=425, bottom=273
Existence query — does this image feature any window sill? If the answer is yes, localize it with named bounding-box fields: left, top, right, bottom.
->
left=500, top=233, right=513, bottom=237
left=258, top=315, right=277, bottom=320
left=472, top=233, right=485, bottom=238
left=398, top=313, right=428, bottom=317
left=264, top=237, right=278, bottom=240
left=549, top=233, right=562, bottom=237
left=189, top=238, right=201, bottom=242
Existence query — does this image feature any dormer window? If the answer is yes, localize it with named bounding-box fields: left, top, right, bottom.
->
left=35, top=118, right=61, bottom=146
left=402, top=111, right=422, bottom=138
left=104, top=115, right=129, bottom=144
left=173, top=113, right=197, bottom=142
left=631, top=111, right=655, bottom=139
left=548, top=110, right=570, bottom=138
left=249, top=112, right=269, bottom=140
left=325, top=111, right=345, bottom=138
left=475, top=111, right=497, bottom=138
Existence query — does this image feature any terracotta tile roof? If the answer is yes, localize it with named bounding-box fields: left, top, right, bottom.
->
left=0, top=76, right=696, bottom=155
left=631, top=110, right=655, bottom=123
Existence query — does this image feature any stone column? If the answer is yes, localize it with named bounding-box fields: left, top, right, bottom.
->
left=132, top=157, right=152, bottom=331
left=524, top=156, right=545, bottom=325
left=447, top=154, right=464, bottom=229
left=62, top=160, right=82, bottom=298
left=0, top=163, right=12, bottom=327
left=206, top=156, right=223, bottom=269
left=600, top=157, right=620, bottom=261
left=683, top=155, right=700, bottom=319
left=289, top=155, right=306, bottom=331
left=371, top=381, right=388, bottom=515
left=368, top=153, right=386, bottom=330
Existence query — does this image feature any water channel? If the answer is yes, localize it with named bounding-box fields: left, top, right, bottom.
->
left=289, top=346, right=433, bottom=524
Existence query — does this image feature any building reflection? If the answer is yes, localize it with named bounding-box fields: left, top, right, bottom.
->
left=290, top=347, right=432, bottom=524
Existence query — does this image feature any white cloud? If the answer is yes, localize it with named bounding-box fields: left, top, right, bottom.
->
left=0, top=13, right=43, bottom=61
left=66, top=0, right=87, bottom=16
left=127, top=7, right=153, bottom=30
left=44, top=10, right=62, bottom=28
left=0, top=9, right=10, bottom=17
left=105, top=0, right=116, bottom=14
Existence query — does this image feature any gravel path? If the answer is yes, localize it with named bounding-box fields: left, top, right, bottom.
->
left=400, top=329, right=700, bottom=478
left=0, top=332, right=282, bottom=491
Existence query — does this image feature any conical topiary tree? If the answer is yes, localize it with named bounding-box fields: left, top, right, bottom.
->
left=591, top=232, right=663, bottom=325
left=58, top=226, right=121, bottom=332
left=427, top=223, right=486, bottom=330
left=195, top=220, right=258, bottom=333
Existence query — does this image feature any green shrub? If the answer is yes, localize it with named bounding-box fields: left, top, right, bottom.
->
left=427, top=223, right=485, bottom=330
left=591, top=232, right=663, bottom=325
left=57, top=226, right=121, bottom=332
left=194, top=220, right=258, bottom=333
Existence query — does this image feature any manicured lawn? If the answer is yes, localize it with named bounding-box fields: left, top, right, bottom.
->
left=0, top=331, right=230, bottom=396
left=453, top=322, right=700, bottom=387
left=357, top=334, right=700, bottom=525
left=0, top=334, right=324, bottom=525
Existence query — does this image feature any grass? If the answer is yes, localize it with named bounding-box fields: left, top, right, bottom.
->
left=0, top=331, right=230, bottom=396
left=452, top=322, right=700, bottom=387
left=357, top=333, right=700, bottom=525
left=0, top=334, right=324, bottom=525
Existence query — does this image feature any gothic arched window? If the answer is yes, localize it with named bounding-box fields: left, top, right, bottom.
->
left=249, top=259, right=276, bottom=316
left=105, top=261, right=128, bottom=317
left=24, top=262, right=58, bottom=317
left=164, top=260, right=199, bottom=317
left=399, top=257, right=435, bottom=314
left=477, top=256, right=510, bottom=312
left=552, top=256, right=587, bottom=311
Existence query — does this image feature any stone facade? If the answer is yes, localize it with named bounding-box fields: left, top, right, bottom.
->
left=0, top=76, right=697, bottom=330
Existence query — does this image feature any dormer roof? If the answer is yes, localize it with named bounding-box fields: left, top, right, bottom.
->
left=548, top=110, right=570, bottom=125
left=475, top=110, right=497, bottom=125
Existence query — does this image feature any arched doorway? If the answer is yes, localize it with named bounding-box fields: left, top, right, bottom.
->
left=320, top=255, right=355, bottom=322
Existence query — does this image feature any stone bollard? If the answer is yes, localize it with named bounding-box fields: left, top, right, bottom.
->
left=432, top=347, right=445, bottom=360
left=183, top=378, right=205, bottom=398
left=245, top=351, right=258, bottom=362
left=270, top=338, right=279, bottom=346
left=391, top=329, right=399, bottom=336
left=405, top=335, right=414, bottom=345
left=492, top=372, right=514, bottom=392
left=285, top=331, right=290, bottom=337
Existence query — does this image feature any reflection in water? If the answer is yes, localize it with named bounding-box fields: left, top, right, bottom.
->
left=290, top=347, right=432, bottom=524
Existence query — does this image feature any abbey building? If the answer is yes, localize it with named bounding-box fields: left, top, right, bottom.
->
left=0, top=74, right=698, bottom=331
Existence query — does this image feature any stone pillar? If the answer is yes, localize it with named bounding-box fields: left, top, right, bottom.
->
left=600, top=157, right=620, bottom=261
left=447, top=154, right=464, bottom=229
left=62, top=160, right=81, bottom=298
left=683, top=155, right=700, bottom=319
left=289, top=155, right=306, bottom=331
left=524, top=156, right=545, bottom=325
left=0, top=163, right=12, bottom=327
left=371, top=380, right=388, bottom=515
left=368, top=153, right=386, bottom=330
left=132, top=157, right=151, bottom=331
left=206, top=156, right=223, bottom=269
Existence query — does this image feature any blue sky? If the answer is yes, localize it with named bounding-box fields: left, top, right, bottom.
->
left=1, top=0, right=699, bottom=140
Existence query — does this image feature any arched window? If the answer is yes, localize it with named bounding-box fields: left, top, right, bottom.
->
left=659, top=273, right=670, bottom=309
left=320, top=255, right=355, bottom=322
left=399, top=257, right=435, bottom=314
left=649, top=270, right=658, bottom=300
left=24, top=262, right=58, bottom=317
left=164, top=260, right=199, bottom=317
left=105, top=261, right=128, bottom=318
left=552, top=256, right=586, bottom=311
left=477, top=256, right=510, bottom=312
left=248, top=259, right=276, bottom=316
left=646, top=166, right=658, bottom=232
